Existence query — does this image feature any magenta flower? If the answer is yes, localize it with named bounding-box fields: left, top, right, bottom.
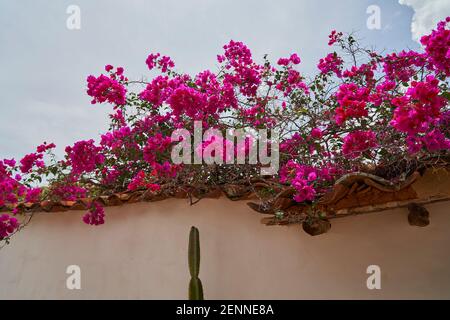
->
left=87, top=74, right=127, bottom=106
left=0, top=214, right=19, bottom=240
left=342, top=130, right=378, bottom=159
left=328, top=30, right=343, bottom=46
left=82, top=202, right=105, bottom=226
left=19, top=153, right=44, bottom=173
left=318, top=52, right=343, bottom=77
left=420, top=17, right=450, bottom=75
left=66, top=140, right=105, bottom=175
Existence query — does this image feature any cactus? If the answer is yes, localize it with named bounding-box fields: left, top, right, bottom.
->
left=188, top=226, right=204, bottom=300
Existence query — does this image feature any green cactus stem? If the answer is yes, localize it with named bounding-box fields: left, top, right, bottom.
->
left=188, top=226, right=204, bottom=300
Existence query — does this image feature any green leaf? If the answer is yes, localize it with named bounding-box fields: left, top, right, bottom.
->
left=441, top=91, right=450, bottom=101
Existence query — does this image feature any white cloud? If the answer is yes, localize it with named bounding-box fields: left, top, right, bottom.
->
left=399, top=0, right=450, bottom=43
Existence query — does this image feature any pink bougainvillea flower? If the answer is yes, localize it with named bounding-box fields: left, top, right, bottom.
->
left=19, top=153, right=44, bottom=173
left=36, top=142, right=56, bottom=153
left=420, top=17, right=450, bottom=75
left=87, top=74, right=127, bottom=106
left=82, top=202, right=105, bottom=226
left=334, top=83, right=370, bottom=125
left=65, top=140, right=105, bottom=175
left=146, top=53, right=175, bottom=73
left=277, top=53, right=301, bottom=66
left=342, top=130, right=378, bottom=159
left=0, top=214, right=19, bottom=240
left=328, top=30, right=343, bottom=46
left=318, top=52, right=343, bottom=77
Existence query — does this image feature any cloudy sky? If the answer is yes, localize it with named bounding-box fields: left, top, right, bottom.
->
left=0, top=0, right=448, bottom=161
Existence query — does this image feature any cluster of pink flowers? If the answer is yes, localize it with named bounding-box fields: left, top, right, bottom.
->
left=335, top=83, right=370, bottom=125
left=342, top=62, right=377, bottom=85
left=105, top=65, right=127, bottom=81
left=110, top=109, right=126, bottom=126
left=0, top=214, right=19, bottom=240
left=391, top=76, right=449, bottom=153
left=143, top=133, right=173, bottom=164
left=279, top=161, right=331, bottom=203
left=408, top=129, right=450, bottom=153
left=369, top=80, right=396, bottom=107
left=167, top=85, right=209, bottom=119
left=311, top=128, right=323, bottom=139
left=146, top=53, right=175, bottom=73
left=52, top=184, right=87, bottom=201
left=127, top=170, right=161, bottom=192
left=65, top=140, right=105, bottom=175
left=36, top=142, right=56, bottom=153
left=275, top=69, right=309, bottom=97
left=383, top=51, right=426, bottom=82
left=328, top=30, right=343, bottom=46
left=1, top=158, right=42, bottom=209
left=138, top=74, right=222, bottom=119
left=280, top=128, right=326, bottom=159
left=317, top=52, right=344, bottom=77
left=82, top=201, right=105, bottom=226
left=421, top=17, right=450, bottom=75
left=342, top=130, right=378, bottom=159
left=1, top=161, right=20, bottom=207
left=101, top=166, right=121, bottom=185
left=25, top=188, right=42, bottom=203
left=100, top=126, right=133, bottom=151
left=195, top=70, right=237, bottom=113
left=17, top=141, right=55, bottom=174
left=0, top=157, right=45, bottom=239
left=219, top=40, right=262, bottom=97
left=18, top=142, right=56, bottom=175
left=19, top=153, right=44, bottom=173
left=277, top=53, right=301, bottom=66
left=139, top=75, right=172, bottom=106
left=87, top=73, right=127, bottom=106
left=138, top=131, right=180, bottom=180
left=151, top=161, right=179, bottom=178
left=391, top=75, right=445, bottom=134
left=239, top=103, right=276, bottom=127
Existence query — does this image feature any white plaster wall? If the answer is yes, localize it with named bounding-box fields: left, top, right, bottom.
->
left=0, top=199, right=449, bottom=299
